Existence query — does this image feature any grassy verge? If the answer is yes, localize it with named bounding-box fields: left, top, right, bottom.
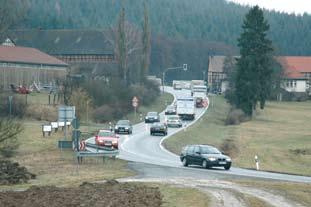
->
left=0, top=122, right=134, bottom=191
left=147, top=183, right=210, bottom=207
left=234, top=180, right=311, bottom=207
left=164, top=95, right=311, bottom=176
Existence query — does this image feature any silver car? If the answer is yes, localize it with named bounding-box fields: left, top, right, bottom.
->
left=165, top=115, right=182, bottom=128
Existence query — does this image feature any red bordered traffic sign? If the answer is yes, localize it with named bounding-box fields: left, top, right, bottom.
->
left=132, top=96, right=139, bottom=108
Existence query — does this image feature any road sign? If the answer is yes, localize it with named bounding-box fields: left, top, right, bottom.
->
left=132, top=96, right=139, bottom=108
left=58, top=106, right=75, bottom=122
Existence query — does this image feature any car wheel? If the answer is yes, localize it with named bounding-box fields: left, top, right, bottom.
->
left=202, top=160, right=208, bottom=169
left=182, top=158, right=188, bottom=167
left=224, top=165, right=231, bottom=170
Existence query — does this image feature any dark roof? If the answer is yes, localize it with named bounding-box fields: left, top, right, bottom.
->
left=0, top=45, right=68, bottom=67
left=7, top=29, right=114, bottom=55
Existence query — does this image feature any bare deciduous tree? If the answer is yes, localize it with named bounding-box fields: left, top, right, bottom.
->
left=104, top=8, right=142, bottom=85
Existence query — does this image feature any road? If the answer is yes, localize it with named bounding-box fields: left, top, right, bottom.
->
left=86, top=87, right=311, bottom=184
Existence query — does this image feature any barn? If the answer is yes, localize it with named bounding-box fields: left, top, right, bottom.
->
left=0, top=42, right=68, bottom=90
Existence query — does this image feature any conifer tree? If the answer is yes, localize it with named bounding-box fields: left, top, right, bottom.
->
left=235, top=6, right=274, bottom=116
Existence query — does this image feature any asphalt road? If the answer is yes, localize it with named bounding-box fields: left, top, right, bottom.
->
left=86, top=87, right=311, bottom=183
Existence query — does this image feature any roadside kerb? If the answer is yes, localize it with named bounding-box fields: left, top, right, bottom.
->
left=159, top=92, right=210, bottom=157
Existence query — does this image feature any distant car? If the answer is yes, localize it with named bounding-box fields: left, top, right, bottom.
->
left=145, top=112, right=160, bottom=123
left=180, top=145, right=232, bottom=170
left=173, top=84, right=182, bottom=90
left=165, top=115, right=182, bottom=128
left=150, top=122, right=168, bottom=136
left=115, top=120, right=132, bottom=134
left=95, top=130, right=119, bottom=150
left=165, top=105, right=176, bottom=115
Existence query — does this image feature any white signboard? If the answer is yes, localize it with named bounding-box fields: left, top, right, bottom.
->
left=42, top=125, right=52, bottom=132
left=58, top=121, right=65, bottom=127
left=51, top=122, right=58, bottom=129
left=58, top=106, right=76, bottom=122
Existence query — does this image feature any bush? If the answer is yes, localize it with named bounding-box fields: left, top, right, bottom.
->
left=274, top=89, right=309, bottom=102
left=84, top=78, right=161, bottom=121
left=225, top=108, right=246, bottom=125
left=92, top=105, right=123, bottom=123
left=26, top=105, right=57, bottom=121
left=0, top=94, right=27, bottom=118
left=0, top=119, right=23, bottom=158
left=220, top=138, right=239, bottom=158
left=0, top=160, right=36, bottom=185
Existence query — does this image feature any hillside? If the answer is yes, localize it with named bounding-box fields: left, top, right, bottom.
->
left=17, top=0, right=311, bottom=56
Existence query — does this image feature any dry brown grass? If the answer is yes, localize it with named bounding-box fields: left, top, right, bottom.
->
left=235, top=180, right=311, bottom=207
left=0, top=122, right=133, bottom=190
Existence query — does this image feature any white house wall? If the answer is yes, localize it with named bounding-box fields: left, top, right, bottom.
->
left=282, top=80, right=307, bottom=92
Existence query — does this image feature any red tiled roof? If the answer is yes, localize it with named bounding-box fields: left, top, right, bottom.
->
left=0, top=45, right=68, bottom=67
left=277, top=56, right=311, bottom=79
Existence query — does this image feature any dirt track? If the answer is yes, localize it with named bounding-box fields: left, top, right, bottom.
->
left=118, top=177, right=306, bottom=207
left=0, top=180, right=162, bottom=207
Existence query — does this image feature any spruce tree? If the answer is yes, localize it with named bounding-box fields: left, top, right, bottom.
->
left=235, top=6, right=274, bottom=116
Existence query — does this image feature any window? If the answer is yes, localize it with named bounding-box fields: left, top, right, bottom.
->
left=187, top=146, right=194, bottom=153
left=194, top=146, right=200, bottom=154
left=294, top=81, right=297, bottom=87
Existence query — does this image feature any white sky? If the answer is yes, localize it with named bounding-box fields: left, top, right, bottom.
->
left=227, top=0, right=311, bottom=15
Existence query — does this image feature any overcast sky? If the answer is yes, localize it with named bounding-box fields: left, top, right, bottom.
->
left=227, top=0, right=311, bottom=15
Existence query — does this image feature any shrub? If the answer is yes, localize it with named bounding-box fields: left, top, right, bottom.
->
left=225, top=108, right=246, bottom=125
left=69, top=88, right=92, bottom=120
left=0, top=119, right=23, bottom=158
left=26, top=105, right=57, bottom=121
left=0, top=94, right=27, bottom=118
left=220, top=138, right=239, bottom=158
left=92, top=105, right=123, bottom=123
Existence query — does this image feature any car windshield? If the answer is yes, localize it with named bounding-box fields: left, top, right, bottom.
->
left=168, top=116, right=179, bottom=120
left=98, top=131, right=114, bottom=137
left=166, top=106, right=174, bottom=110
left=200, top=146, right=221, bottom=154
left=117, top=120, right=129, bottom=125
left=148, top=112, right=157, bottom=116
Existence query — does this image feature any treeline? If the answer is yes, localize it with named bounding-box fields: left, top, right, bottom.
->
left=16, top=0, right=311, bottom=56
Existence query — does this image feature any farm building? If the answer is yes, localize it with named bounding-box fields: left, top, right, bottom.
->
left=6, top=29, right=115, bottom=65
left=0, top=42, right=68, bottom=89
left=208, top=55, right=311, bottom=95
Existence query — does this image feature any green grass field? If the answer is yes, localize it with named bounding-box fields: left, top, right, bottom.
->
left=164, top=95, right=311, bottom=176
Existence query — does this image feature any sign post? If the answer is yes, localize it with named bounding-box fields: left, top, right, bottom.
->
left=58, top=106, right=76, bottom=156
left=132, top=96, right=139, bottom=119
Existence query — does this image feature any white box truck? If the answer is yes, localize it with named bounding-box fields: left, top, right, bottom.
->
left=176, top=97, right=195, bottom=120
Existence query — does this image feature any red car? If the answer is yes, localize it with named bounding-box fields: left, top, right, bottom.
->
left=95, top=130, right=119, bottom=150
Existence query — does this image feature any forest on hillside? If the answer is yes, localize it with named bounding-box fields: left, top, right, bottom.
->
left=17, top=0, right=311, bottom=56
left=7, top=0, right=311, bottom=80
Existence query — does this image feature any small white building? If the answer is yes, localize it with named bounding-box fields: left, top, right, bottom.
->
left=278, top=57, right=311, bottom=94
